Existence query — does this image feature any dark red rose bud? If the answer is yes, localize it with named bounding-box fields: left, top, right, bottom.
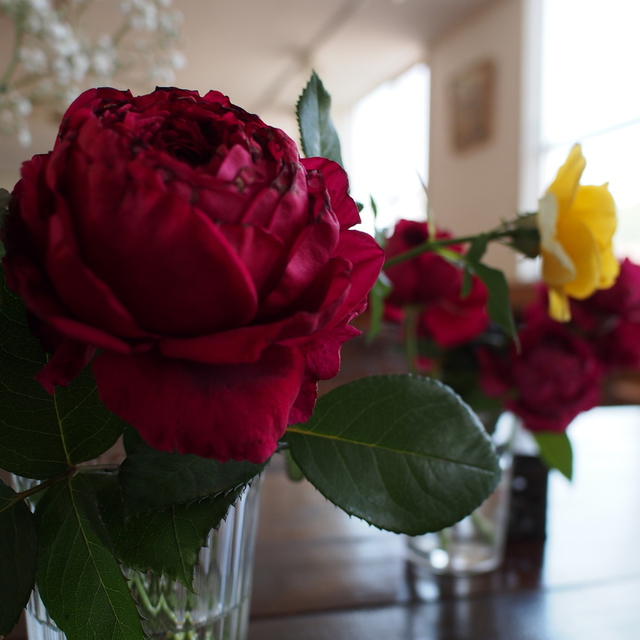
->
left=572, top=258, right=640, bottom=369
left=384, top=219, right=461, bottom=307
left=383, top=219, right=489, bottom=348
left=526, top=259, right=640, bottom=371
left=479, top=320, right=602, bottom=433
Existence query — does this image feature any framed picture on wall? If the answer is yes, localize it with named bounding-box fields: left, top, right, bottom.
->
left=451, top=59, right=495, bottom=152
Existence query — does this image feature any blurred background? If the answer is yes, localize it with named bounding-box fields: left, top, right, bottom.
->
left=2, top=0, right=639, bottom=281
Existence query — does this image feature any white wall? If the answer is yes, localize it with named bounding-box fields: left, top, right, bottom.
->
left=428, top=0, right=525, bottom=278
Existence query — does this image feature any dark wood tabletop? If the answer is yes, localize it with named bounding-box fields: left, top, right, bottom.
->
left=249, top=405, right=640, bottom=640
left=7, top=405, right=640, bottom=640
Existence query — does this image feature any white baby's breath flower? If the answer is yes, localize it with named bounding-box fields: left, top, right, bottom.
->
left=24, top=11, right=44, bottom=33
left=91, top=49, right=117, bottom=77
left=1, top=0, right=184, bottom=144
left=149, top=62, right=175, bottom=84
left=19, top=46, right=48, bottom=73
left=60, top=85, right=82, bottom=107
left=27, top=0, right=50, bottom=12
left=17, top=124, right=32, bottom=146
left=0, top=92, right=33, bottom=145
left=158, top=8, right=181, bottom=36
left=168, top=50, right=185, bottom=70
left=14, top=95, right=32, bottom=116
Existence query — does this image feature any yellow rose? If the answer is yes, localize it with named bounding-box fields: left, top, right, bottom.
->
left=538, top=144, right=619, bottom=322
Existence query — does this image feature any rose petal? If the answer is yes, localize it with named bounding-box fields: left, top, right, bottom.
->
left=299, top=320, right=361, bottom=381
left=301, top=158, right=361, bottom=228
left=46, top=211, right=151, bottom=339
left=216, top=223, right=287, bottom=299
left=331, top=230, right=385, bottom=323
left=73, top=159, right=259, bottom=335
left=3, top=255, right=134, bottom=352
left=159, top=323, right=284, bottom=364
left=545, top=144, right=586, bottom=215
left=160, top=258, right=356, bottom=366
left=384, top=220, right=460, bottom=306
left=420, top=276, right=489, bottom=348
left=92, top=345, right=306, bottom=463
left=555, top=217, right=601, bottom=299
left=287, top=373, right=318, bottom=425
left=9, top=155, right=53, bottom=255
left=35, top=339, right=96, bottom=393
left=239, top=167, right=310, bottom=245
left=260, top=183, right=340, bottom=314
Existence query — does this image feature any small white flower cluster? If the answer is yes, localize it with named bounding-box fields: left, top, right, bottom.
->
left=0, top=0, right=185, bottom=145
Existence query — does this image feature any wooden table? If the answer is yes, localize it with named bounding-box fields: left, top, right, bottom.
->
left=7, top=405, right=640, bottom=640
left=249, top=405, right=640, bottom=640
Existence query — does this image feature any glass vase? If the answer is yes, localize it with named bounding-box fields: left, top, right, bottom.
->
left=406, top=412, right=517, bottom=576
left=19, top=474, right=263, bottom=640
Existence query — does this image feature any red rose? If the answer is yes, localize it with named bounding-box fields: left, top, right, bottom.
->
left=478, top=320, right=602, bottom=432
left=3, top=87, right=383, bottom=463
left=525, top=260, right=640, bottom=371
left=576, top=258, right=640, bottom=316
left=417, top=274, right=489, bottom=348
left=572, top=258, right=640, bottom=369
left=384, top=220, right=461, bottom=307
left=383, top=219, right=489, bottom=348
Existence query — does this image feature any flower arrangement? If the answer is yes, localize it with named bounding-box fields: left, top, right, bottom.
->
left=384, top=219, right=490, bottom=351
left=0, top=74, right=505, bottom=640
left=0, top=0, right=184, bottom=145
left=0, top=71, right=618, bottom=640
left=478, top=256, right=640, bottom=477
left=375, top=145, right=620, bottom=480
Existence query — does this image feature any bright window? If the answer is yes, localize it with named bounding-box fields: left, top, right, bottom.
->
left=540, top=0, right=640, bottom=260
left=347, top=63, right=429, bottom=236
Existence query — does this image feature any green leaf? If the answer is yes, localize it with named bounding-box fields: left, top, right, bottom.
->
left=461, top=268, right=473, bottom=298
left=119, top=440, right=264, bottom=517
left=0, top=480, right=38, bottom=637
left=369, top=196, right=387, bottom=248
left=533, top=432, right=573, bottom=480
left=296, top=71, right=343, bottom=165
left=94, top=473, right=243, bottom=587
left=283, top=449, right=304, bottom=482
left=466, top=234, right=490, bottom=264
left=35, top=474, right=143, bottom=640
left=0, top=188, right=10, bottom=259
left=370, top=195, right=378, bottom=220
left=472, top=262, right=517, bottom=339
left=0, top=188, right=10, bottom=212
left=286, top=374, right=500, bottom=535
left=367, top=273, right=392, bottom=342
left=0, top=267, right=125, bottom=478
left=461, top=233, right=488, bottom=298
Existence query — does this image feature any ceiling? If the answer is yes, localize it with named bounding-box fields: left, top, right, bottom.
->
left=0, top=0, right=497, bottom=186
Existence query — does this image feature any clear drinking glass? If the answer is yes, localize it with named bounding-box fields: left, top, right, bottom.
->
left=19, top=474, right=262, bottom=640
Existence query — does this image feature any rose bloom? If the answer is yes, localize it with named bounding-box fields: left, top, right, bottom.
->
left=384, top=219, right=489, bottom=348
left=538, top=144, right=618, bottom=322
left=3, top=87, right=384, bottom=463
left=524, top=258, right=640, bottom=371
left=478, top=320, right=602, bottom=433
left=417, top=275, right=489, bottom=348
left=570, top=258, right=640, bottom=369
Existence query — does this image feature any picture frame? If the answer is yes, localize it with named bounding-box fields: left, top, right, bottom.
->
left=451, top=59, right=495, bottom=152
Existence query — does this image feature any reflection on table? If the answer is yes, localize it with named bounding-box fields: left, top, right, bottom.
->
left=249, top=405, right=640, bottom=640
left=6, top=406, right=640, bottom=640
